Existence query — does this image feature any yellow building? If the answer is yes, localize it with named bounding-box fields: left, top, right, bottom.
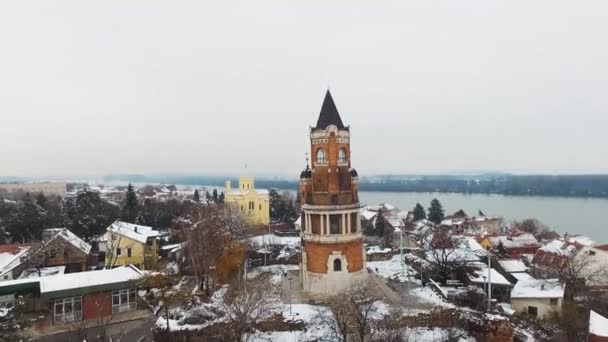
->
left=104, top=221, right=159, bottom=270
left=224, top=176, right=270, bottom=226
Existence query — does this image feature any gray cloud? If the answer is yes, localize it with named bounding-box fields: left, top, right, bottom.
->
left=1, top=1, right=607, bottom=177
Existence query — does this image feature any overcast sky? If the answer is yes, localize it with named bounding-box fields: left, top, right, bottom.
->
left=1, top=1, right=607, bottom=178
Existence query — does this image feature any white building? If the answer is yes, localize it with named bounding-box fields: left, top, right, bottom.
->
left=511, top=278, right=564, bottom=319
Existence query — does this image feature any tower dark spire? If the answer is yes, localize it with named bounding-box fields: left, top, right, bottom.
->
left=315, top=90, right=345, bottom=130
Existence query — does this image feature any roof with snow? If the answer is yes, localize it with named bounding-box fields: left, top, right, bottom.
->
left=44, top=228, right=91, bottom=255
left=315, top=90, right=345, bottom=130
left=0, top=265, right=143, bottom=297
left=512, top=272, right=535, bottom=281
left=361, top=208, right=377, bottom=221
left=488, top=233, right=540, bottom=249
left=590, top=310, right=608, bottom=337
left=498, top=259, right=529, bottom=273
left=0, top=245, right=30, bottom=278
left=566, top=235, right=595, bottom=247
left=511, top=278, right=564, bottom=299
left=467, top=263, right=512, bottom=286
left=107, top=221, right=160, bottom=244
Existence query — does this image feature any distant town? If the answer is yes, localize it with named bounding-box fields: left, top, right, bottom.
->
left=1, top=92, right=607, bottom=342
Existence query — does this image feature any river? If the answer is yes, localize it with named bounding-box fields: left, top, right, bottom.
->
left=358, top=191, right=608, bottom=242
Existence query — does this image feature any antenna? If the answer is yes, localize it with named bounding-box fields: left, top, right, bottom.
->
left=305, top=152, right=309, bottom=168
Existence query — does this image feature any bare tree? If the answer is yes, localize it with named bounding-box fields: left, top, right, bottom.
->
left=424, top=231, right=466, bottom=285
left=557, top=252, right=608, bottom=300
left=180, top=205, right=247, bottom=296
left=103, top=228, right=123, bottom=268
left=325, top=280, right=382, bottom=342
left=221, top=275, right=277, bottom=342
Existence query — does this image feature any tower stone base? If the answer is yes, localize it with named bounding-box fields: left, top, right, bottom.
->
left=300, top=240, right=368, bottom=297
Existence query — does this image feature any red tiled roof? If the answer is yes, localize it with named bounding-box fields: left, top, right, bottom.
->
left=595, top=244, right=608, bottom=251
left=0, top=244, right=23, bottom=254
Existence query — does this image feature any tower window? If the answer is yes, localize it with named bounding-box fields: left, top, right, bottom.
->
left=338, top=148, right=347, bottom=163
left=333, top=259, right=342, bottom=272
left=316, top=149, right=326, bottom=164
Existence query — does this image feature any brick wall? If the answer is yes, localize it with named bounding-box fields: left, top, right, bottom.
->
left=83, top=291, right=112, bottom=321
left=304, top=240, right=364, bottom=273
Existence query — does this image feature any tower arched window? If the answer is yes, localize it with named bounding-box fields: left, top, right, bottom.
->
left=333, top=259, right=342, bottom=272
left=316, top=149, right=326, bottom=164
left=338, top=148, right=347, bottom=163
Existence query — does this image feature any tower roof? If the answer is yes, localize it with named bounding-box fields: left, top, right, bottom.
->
left=315, top=90, right=346, bottom=130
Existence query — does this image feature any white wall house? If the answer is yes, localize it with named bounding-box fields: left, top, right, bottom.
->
left=511, top=278, right=564, bottom=320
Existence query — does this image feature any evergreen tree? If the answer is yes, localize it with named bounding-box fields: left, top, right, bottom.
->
left=496, top=240, right=507, bottom=257
left=413, top=203, right=426, bottom=221
left=268, top=188, right=283, bottom=220
left=35, top=192, right=47, bottom=208
left=212, top=189, right=218, bottom=203
left=193, top=189, right=200, bottom=203
left=428, top=198, right=445, bottom=224
left=65, top=190, right=120, bottom=240
left=282, top=199, right=298, bottom=224
left=218, top=192, right=225, bottom=204
left=121, top=183, right=139, bottom=223
left=205, top=191, right=211, bottom=201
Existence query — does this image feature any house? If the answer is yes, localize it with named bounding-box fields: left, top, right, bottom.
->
left=497, top=259, right=531, bottom=284
left=530, top=239, right=581, bottom=278
left=0, top=265, right=145, bottom=329
left=29, top=228, right=92, bottom=273
left=510, top=278, right=564, bottom=319
left=441, top=210, right=500, bottom=235
left=104, top=221, right=160, bottom=270
left=589, top=310, right=608, bottom=342
left=224, top=176, right=270, bottom=226
left=0, top=244, right=30, bottom=281
left=464, top=262, right=512, bottom=302
left=480, top=233, right=540, bottom=258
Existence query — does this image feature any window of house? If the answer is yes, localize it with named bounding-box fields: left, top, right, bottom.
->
left=251, top=201, right=255, bottom=210
left=112, top=288, right=137, bottom=314
left=147, top=239, right=153, bottom=246
left=589, top=250, right=596, bottom=256
left=527, top=306, right=538, bottom=317
left=333, top=259, right=342, bottom=272
left=259, top=204, right=262, bottom=211
left=329, top=215, right=340, bottom=234
left=63, top=249, right=69, bottom=258
left=127, top=248, right=132, bottom=257
left=338, top=148, right=346, bottom=163
left=550, top=298, right=558, bottom=305
left=116, top=248, right=121, bottom=256
left=316, top=149, right=326, bottom=163
left=54, top=296, right=82, bottom=324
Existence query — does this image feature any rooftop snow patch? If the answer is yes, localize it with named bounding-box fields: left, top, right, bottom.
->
left=511, top=278, right=564, bottom=299
left=44, top=228, right=92, bottom=254
left=540, top=240, right=577, bottom=256
left=107, top=221, right=160, bottom=244
left=589, top=310, right=608, bottom=337
left=498, top=259, right=529, bottom=273
left=40, top=265, right=143, bottom=294
left=249, top=234, right=300, bottom=248
left=468, top=263, right=512, bottom=286
left=488, top=233, right=539, bottom=249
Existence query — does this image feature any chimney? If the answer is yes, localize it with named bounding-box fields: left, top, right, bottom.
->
left=134, top=226, right=138, bottom=233
left=225, top=178, right=231, bottom=192
left=540, top=284, right=545, bottom=290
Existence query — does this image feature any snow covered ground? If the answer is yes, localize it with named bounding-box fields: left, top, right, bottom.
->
left=367, top=254, right=420, bottom=283
left=249, top=234, right=301, bottom=248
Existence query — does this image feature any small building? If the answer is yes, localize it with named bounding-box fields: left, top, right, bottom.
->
left=465, top=262, right=513, bottom=302
left=224, top=176, right=270, bottom=226
left=33, top=228, right=92, bottom=273
left=0, top=244, right=30, bottom=281
left=104, top=221, right=159, bottom=270
left=480, top=233, right=540, bottom=258
left=0, top=265, right=144, bottom=329
left=589, top=310, right=608, bottom=342
left=510, top=278, right=564, bottom=320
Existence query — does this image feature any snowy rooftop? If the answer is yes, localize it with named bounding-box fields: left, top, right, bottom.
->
left=18, top=266, right=66, bottom=279
left=366, top=246, right=392, bottom=254
left=498, top=259, right=529, bottom=273
left=45, top=228, right=91, bottom=255
left=589, top=310, right=608, bottom=337
left=0, top=245, right=30, bottom=276
left=468, top=263, right=512, bottom=286
left=0, top=265, right=143, bottom=294
left=107, top=221, right=160, bottom=244
left=454, top=235, right=488, bottom=258
left=566, top=235, right=595, bottom=247
left=512, top=272, right=535, bottom=282
left=488, top=233, right=539, bottom=249
left=360, top=208, right=377, bottom=221
left=511, top=278, right=564, bottom=299
left=249, top=234, right=300, bottom=248
left=539, top=240, right=578, bottom=256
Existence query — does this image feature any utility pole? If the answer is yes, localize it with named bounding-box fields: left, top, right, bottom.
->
left=400, top=227, right=404, bottom=277
left=487, top=253, right=492, bottom=310
left=288, top=276, right=293, bottom=316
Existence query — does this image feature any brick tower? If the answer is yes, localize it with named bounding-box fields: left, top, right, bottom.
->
left=299, top=90, right=366, bottom=296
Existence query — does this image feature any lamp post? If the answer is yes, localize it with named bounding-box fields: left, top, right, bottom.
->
left=487, top=252, right=492, bottom=310
left=288, top=276, right=293, bottom=317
